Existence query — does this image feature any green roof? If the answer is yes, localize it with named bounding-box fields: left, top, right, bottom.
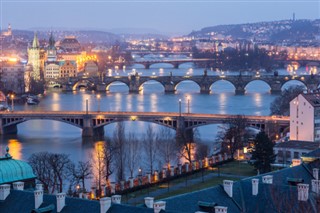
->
left=0, top=157, right=36, bottom=184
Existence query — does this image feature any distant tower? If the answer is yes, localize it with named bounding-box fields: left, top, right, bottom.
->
left=293, top=13, right=296, bottom=22
left=28, top=32, right=41, bottom=81
left=47, top=32, right=57, bottom=62
left=7, top=24, right=12, bottom=36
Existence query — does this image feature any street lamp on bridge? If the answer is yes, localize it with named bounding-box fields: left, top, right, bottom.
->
left=186, top=96, right=190, bottom=114
left=97, top=94, right=101, bottom=112
left=10, top=94, right=14, bottom=112
left=179, top=99, right=181, bottom=117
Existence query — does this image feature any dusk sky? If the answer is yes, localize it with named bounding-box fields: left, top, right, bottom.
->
left=1, top=0, right=319, bottom=35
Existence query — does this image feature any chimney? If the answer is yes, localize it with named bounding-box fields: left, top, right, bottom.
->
left=262, top=175, right=273, bottom=184
left=36, top=184, right=43, bottom=191
left=313, top=168, right=319, bottom=180
left=13, top=182, right=24, bottom=190
left=144, top=197, right=154, bottom=208
left=111, top=195, right=121, bottom=204
left=0, top=184, right=10, bottom=200
left=100, top=197, right=111, bottom=213
left=223, top=180, right=233, bottom=197
left=153, top=201, right=166, bottom=213
left=34, top=190, right=43, bottom=209
left=214, top=206, right=228, bottom=213
left=297, top=184, right=309, bottom=201
left=311, top=179, right=320, bottom=194
left=56, top=193, right=66, bottom=212
left=252, top=179, right=259, bottom=196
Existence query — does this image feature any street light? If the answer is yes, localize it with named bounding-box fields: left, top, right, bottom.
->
left=97, top=94, right=101, bottom=112
left=86, top=99, right=88, bottom=115
left=179, top=99, right=181, bottom=117
left=10, top=94, right=14, bottom=112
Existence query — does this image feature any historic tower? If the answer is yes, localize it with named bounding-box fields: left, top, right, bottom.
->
left=47, top=32, right=57, bottom=62
left=28, top=32, right=41, bottom=81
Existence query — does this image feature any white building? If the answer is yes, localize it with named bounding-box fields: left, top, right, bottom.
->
left=44, top=62, right=60, bottom=79
left=290, top=92, right=320, bottom=142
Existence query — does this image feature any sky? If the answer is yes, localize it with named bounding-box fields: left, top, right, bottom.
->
left=1, top=0, right=319, bottom=35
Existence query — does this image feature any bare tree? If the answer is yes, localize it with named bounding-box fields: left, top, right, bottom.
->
left=68, top=161, right=92, bottom=192
left=102, top=141, right=114, bottom=187
left=92, top=143, right=105, bottom=192
left=158, top=127, right=178, bottom=169
left=29, top=152, right=55, bottom=193
left=144, top=125, right=159, bottom=174
left=29, top=152, right=73, bottom=194
left=48, top=153, right=73, bottom=193
left=113, top=122, right=126, bottom=182
left=127, top=132, right=141, bottom=178
left=217, top=115, right=248, bottom=159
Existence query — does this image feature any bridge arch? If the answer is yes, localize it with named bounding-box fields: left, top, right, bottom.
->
left=244, top=80, right=272, bottom=93
left=72, top=79, right=95, bottom=91
left=105, top=80, right=129, bottom=92
left=149, top=62, right=175, bottom=69
left=281, top=79, right=307, bottom=91
left=210, top=79, right=236, bottom=93
left=138, top=79, right=165, bottom=93
left=175, top=80, right=201, bottom=93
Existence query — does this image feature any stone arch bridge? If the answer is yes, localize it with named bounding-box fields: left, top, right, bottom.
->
left=57, top=73, right=320, bottom=94
left=0, top=111, right=289, bottom=140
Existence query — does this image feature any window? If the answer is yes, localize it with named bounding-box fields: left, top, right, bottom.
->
left=294, top=152, right=299, bottom=158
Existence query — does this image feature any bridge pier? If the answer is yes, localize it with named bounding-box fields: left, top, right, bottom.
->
left=173, top=63, right=179, bottom=69
left=93, top=126, right=105, bottom=138
left=0, top=125, right=18, bottom=135
left=270, top=89, right=282, bottom=94
left=96, top=83, right=106, bottom=92
left=62, top=84, right=74, bottom=92
left=235, top=89, right=245, bottom=95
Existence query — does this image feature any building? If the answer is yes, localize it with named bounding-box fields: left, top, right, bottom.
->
left=0, top=60, right=26, bottom=94
left=59, top=36, right=81, bottom=52
left=44, top=62, right=60, bottom=79
left=28, top=33, right=41, bottom=81
left=83, top=60, right=99, bottom=77
left=0, top=147, right=36, bottom=187
left=274, top=140, right=320, bottom=165
left=290, top=92, right=320, bottom=142
left=59, top=60, right=77, bottom=78
left=47, top=32, right=57, bottom=62
left=1, top=23, right=12, bottom=37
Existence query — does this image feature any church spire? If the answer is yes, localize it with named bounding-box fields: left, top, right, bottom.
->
left=32, top=32, right=39, bottom=48
left=48, top=32, right=55, bottom=49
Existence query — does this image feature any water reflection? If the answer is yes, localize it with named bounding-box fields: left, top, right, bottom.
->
left=7, top=139, right=22, bottom=160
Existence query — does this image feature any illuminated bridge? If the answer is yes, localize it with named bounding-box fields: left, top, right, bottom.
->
left=0, top=111, right=289, bottom=139
left=57, top=72, right=320, bottom=95
left=133, top=58, right=214, bottom=69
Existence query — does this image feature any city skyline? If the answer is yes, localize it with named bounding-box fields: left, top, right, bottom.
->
left=1, top=0, right=319, bottom=35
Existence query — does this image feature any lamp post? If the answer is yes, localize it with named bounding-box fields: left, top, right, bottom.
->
left=10, top=94, right=14, bottom=112
left=179, top=99, right=181, bottom=117
left=86, top=99, right=88, bottom=115
left=187, top=96, right=190, bottom=114
left=97, top=94, right=101, bottom=112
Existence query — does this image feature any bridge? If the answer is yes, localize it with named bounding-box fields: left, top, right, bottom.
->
left=133, top=59, right=213, bottom=69
left=0, top=111, right=289, bottom=140
left=131, top=51, right=192, bottom=58
left=57, top=71, right=320, bottom=95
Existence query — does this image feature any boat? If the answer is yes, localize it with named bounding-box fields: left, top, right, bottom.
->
left=0, top=104, right=9, bottom=111
left=26, top=96, right=40, bottom=105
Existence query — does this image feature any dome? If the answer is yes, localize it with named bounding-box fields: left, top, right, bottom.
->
left=0, top=157, right=36, bottom=184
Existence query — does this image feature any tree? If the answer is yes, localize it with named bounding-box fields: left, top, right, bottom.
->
left=158, top=127, right=178, bottom=169
left=251, top=132, right=275, bottom=174
left=270, top=85, right=305, bottom=115
left=68, top=161, right=92, bottom=192
left=102, top=141, right=114, bottom=187
left=29, top=152, right=73, bottom=194
left=126, top=132, right=141, bottom=178
left=217, top=115, right=248, bottom=159
left=113, top=122, right=126, bottom=182
left=144, top=125, right=159, bottom=174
